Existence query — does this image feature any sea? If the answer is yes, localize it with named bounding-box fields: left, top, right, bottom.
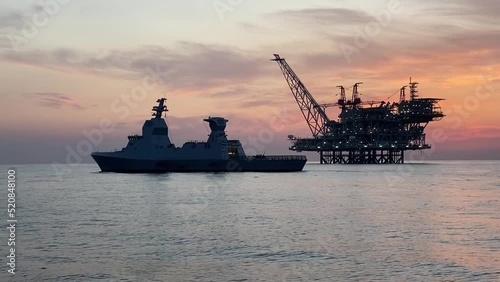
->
left=0, top=161, right=499, bottom=281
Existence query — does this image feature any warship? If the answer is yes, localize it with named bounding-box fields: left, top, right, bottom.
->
left=91, top=98, right=307, bottom=172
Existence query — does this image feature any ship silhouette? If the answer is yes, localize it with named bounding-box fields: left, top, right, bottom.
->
left=91, top=98, right=306, bottom=172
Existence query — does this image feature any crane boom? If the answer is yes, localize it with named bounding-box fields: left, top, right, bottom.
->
left=271, top=54, right=330, bottom=137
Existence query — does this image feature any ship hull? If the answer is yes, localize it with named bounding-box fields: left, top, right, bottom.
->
left=91, top=154, right=306, bottom=172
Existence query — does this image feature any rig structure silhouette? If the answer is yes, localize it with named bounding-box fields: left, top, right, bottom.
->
left=272, top=54, right=444, bottom=164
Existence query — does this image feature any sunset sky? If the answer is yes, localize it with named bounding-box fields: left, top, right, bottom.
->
left=1, top=0, right=499, bottom=164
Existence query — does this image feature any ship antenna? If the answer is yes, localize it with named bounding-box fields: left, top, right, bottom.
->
left=163, top=93, right=167, bottom=118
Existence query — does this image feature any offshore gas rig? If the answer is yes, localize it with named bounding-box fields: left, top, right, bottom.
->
left=272, top=54, right=444, bottom=164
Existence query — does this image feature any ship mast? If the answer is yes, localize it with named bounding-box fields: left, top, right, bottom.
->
left=152, top=98, right=168, bottom=118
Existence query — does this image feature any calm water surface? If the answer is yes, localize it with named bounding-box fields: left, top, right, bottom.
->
left=1, top=161, right=499, bottom=281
